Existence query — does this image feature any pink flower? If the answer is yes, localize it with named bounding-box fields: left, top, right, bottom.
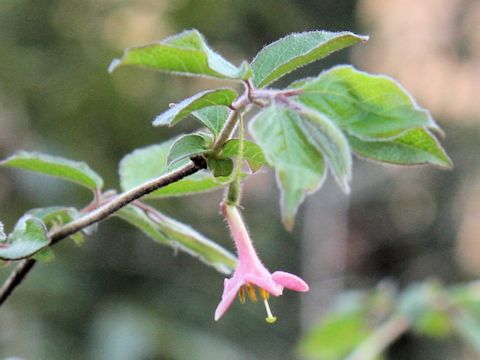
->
left=215, top=204, right=309, bottom=322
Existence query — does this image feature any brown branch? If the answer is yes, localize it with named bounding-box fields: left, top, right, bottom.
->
left=0, top=156, right=206, bottom=307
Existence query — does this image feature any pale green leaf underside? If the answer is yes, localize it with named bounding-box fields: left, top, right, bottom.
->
left=167, top=134, right=208, bottom=166
left=109, top=29, right=251, bottom=80
left=296, top=65, right=440, bottom=140
left=298, top=108, right=352, bottom=193
left=0, top=216, right=49, bottom=260
left=348, top=128, right=453, bottom=168
left=251, top=31, right=368, bottom=88
left=0, top=221, right=5, bottom=241
left=192, top=106, right=230, bottom=139
left=117, top=205, right=236, bottom=274
left=119, top=141, right=223, bottom=198
left=153, top=88, right=236, bottom=127
left=220, top=139, right=268, bottom=173
left=0, top=151, right=103, bottom=190
left=249, top=106, right=326, bottom=230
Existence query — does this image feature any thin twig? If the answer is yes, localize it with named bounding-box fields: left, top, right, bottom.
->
left=0, top=157, right=206, bottom=307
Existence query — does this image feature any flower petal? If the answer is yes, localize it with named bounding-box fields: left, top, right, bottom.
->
left=272, top=271, right=309, bottom=292
left=245, top=274, right=283, bottom=296
left=214, top=279, right=242, bottom=321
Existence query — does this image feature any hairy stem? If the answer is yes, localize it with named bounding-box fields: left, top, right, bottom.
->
left=345, top=314, right=410, bottom=360
left=0, top=157, right=207, bottom=307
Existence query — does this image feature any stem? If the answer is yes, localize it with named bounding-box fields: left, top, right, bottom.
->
left=345, top=314, right=410, bottom=360
left=0, top=157, right=207, bottom=307
left=212, top=110, right=240, bottom=154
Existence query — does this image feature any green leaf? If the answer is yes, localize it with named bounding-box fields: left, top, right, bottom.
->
left=347, top=128, right=453, bottom=169
left=207, top=157, right=234, bottom=177
left=117, top=205, right=236, bottom=274
left=0, top=216, right=50, bottom=260
left=298, top=311, right=370, bottom=360
left=28, top=206, right=80, bottom=228
left=109, top=29, right=252, bottom=80
left=0, top=151, right=103, bottom=190
left=119, top=141, right=223, bottom=198
left=27, top=206, right=85, bottom=245
left=249, top=105, right=326, bottom=230
left=295, top=65, right=441, bottom=140
left=33, top=247, right=55, bottom=263
left=251, top=31, right=368, bottom=88
left=298, top=107, right=352, bottom=192
left=219, top=139, right=267, bottom=173
left=192, top=106, right=230, bottom=139
left=167, top=134, right=208, bottom=166
left=153, top=88, right=237, bottom=127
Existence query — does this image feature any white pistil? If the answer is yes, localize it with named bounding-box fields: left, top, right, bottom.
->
left=264, top=298, right=277, bottom=324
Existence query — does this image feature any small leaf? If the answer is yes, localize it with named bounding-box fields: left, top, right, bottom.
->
left=251, top=31, right=368, bottom=88
left=347, top=129, right=453, bottom=169
left=167, top=134, right=208, bottom=166
left=33, top=247, right=55, bottom=263
left=207, top=157, right=234, bottom=177
left=298, top=107, right=352, bottom=193
left=295, top=65, right=441, bottom=140
left=28, top=207, right=85, bottom=245
left=117, top=205, right=236, bottom=274
left=192, top=106, right=230, bottom=139
left=220, top=139, right=267, bottom=173
left=153, top=88, right=237, bottom=127
left=249, top=105, right=326, bottom=230
left=109, top=29, right=252, bottom=80
left=0, top=216, right=50, bottom=260
left=119, top=141, right=223, bottom=198
left=0, top=151, right=103, bottom=190
left=298, top=311, right=370, bottom=360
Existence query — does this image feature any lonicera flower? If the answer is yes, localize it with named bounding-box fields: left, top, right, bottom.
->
left=215, top=203, right=309, bottom=322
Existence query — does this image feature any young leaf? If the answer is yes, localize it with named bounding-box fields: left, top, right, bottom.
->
left=33, top=247, right=55, bottom=263
left=27, top=207, right=86, bottom=245
left=298, top=107, right=352, bottom=193
left=119, top=141, right=223, bottom=198
left=117, top=205, right=236, bottom=274
left=347, top=128, right=453, bottom=169
left=109, top=29, right=252, bottom=80
left=295, top=65, right=441, bottom=140
left=249, top=105, right=326, bottom=230
left=167, top=134, right=208, bottom=166
left=0, top=151, right=103, bottom=190
left=192, top=106, right=230, bottom=139
left=251, top=31, right=368, bottom=88
left=220, top=139, right=267, bottom=173
left=153, top=88, right=237, bottom=127
left=207, top=157, right=234, bottom=178
left=0, top=216, right=50, bottom=260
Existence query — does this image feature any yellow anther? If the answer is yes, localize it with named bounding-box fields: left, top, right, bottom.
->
left=260, top=288, right=270, bottom=300
left=263, top=298, right=277, bottom=324
left=247, top=283, right=258, bottom=302
left=239, top=286, right=246, bottom=304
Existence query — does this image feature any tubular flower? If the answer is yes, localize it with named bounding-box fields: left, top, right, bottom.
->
left=215, top=204, right=309, bottom=322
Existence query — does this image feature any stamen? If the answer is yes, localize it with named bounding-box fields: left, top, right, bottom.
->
left=239, top=286, right=246, bottom=304
left=260, top=288, right=270, bottom=300
left=263, top=298, right=277, bottom=324
left=247, top=284, right=258, bottom=302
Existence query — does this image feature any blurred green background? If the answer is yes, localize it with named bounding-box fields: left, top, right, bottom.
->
left=0, top=0, right=479, bottom=359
